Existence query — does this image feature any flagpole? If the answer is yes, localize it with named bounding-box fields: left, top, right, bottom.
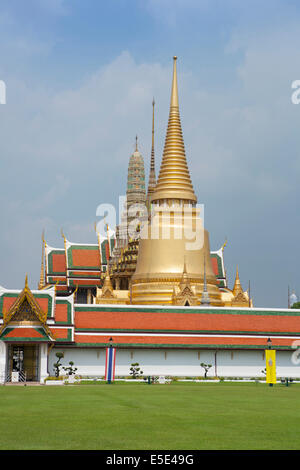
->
left=108, top=337, right=113, bottom=384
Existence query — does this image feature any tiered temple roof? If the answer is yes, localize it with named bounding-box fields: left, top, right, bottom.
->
left=44, top=235, right=115, bottom=294
left=0, top=280, right=299, bottom=350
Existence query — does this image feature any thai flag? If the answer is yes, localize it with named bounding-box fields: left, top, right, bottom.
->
left=105, top=347, right=116, bottom=382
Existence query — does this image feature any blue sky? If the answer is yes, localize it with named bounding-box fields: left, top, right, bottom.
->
left=1, top=0, right=300, bottom=307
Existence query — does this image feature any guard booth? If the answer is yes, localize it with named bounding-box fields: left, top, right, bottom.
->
left=6, top=344, right=40, bottom=382
left=0, top=277, right=55, bottom=384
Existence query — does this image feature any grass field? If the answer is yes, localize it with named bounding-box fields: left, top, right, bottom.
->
left=0, top=381, right=299, bottom=450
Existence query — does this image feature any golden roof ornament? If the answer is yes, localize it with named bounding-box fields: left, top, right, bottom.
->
left=232, top=265, right=243, bottom=296
left=25, top=273, right=29, bottom=290
left=231, top=266, right=249, bottom=307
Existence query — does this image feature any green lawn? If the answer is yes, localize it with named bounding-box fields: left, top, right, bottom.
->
left=0, top=381, right=299, bottom=450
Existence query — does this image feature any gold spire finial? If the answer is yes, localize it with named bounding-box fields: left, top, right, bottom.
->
left=152, top=57, right=197, bottom=203
left=94, top=221, right=103, bottom=268
left=38, top=229, right=46, bottom=290
left=135, top=135, right=138, bottom=152
left=147, top=97, right=156, bottom=203
left=171, top=56, right=179, bottom=108
left=25, top=274, right=28, bottom=289
left=152, top=98, right=155, bottom=147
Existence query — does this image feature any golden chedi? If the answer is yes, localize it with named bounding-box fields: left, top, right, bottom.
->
left=131, top=57, right=223, bottom=306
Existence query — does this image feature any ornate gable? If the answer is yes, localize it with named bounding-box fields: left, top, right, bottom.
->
left=12, top=299, right=38, bottom=322
left=0, top=276, right=54, bottom=340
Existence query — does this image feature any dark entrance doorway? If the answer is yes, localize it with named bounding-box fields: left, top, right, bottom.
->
left=8, top=344, right=39, bottom=381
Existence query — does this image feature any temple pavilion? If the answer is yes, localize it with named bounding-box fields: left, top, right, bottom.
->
left=0, top=57, right=299, bottom=383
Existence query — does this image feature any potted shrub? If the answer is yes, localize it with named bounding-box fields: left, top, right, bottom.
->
left=63, top=361, right=78, bottom=383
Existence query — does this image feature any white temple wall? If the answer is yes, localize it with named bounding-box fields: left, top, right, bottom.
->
left=48, top=347, right=300, bottom=379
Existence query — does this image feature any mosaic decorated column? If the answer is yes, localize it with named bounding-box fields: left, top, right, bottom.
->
left=0, top=341, right=6, bottom=383
left=40, top=343, right=49, bottom=383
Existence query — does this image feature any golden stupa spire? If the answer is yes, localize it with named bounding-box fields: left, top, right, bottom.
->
left=38, top=230, right=46, bottom=290
left=180, top=255, right=189, bottom=287
left=147, top=98, right=156, bottom=203
left=152, top=56, right=197, bottom=203
left=94, top=222, right=103, bottom=269
left=135, top=135, right=138, bottom=152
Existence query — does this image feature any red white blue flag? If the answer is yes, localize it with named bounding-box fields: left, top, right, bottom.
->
left=105, top=347, right=116, bottom=382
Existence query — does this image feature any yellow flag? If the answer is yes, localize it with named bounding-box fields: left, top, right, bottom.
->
left=265, top=350, right=276, bottom=384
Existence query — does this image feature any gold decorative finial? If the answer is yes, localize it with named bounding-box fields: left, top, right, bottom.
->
left=53, top=279, right=59, bottom=294
left=135, top=135, right=138, bottom=152
left=61, top=228, right=67, bottom=251
left=222, top=238, right=228, bottom=251
left=25, top=274, right=28, bottom=289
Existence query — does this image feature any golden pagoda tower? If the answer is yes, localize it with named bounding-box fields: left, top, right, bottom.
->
left=231, top=266, right=250, bottom=307
left=131, top=57, right=223, bottom=305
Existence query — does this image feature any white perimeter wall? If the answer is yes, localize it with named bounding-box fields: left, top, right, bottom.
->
left=48, top=348, right=300, bottom=378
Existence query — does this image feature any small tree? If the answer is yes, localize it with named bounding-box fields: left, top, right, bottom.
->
left=53, top=352, right=64, bottom=377
left=130, top=363, right=143, bottom=379
left=200, top=362, right=212, bottom=378
left=63, top=361, right=78, bottom=376
left=291, top=302, right=300, bottom=309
